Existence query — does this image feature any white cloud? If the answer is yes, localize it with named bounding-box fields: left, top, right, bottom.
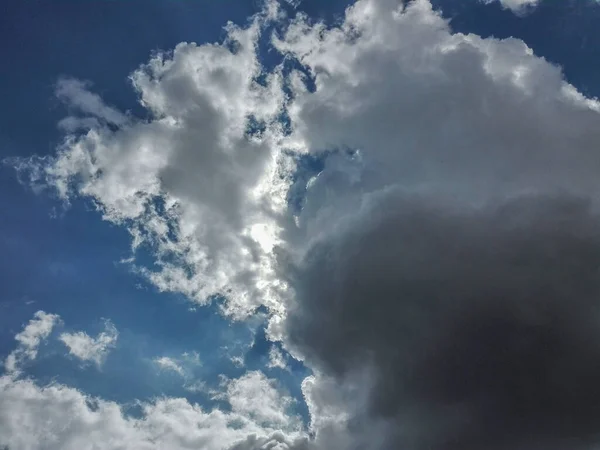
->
left=1, top=314, right=305, bottom=449
left=231, top=355, right=246, bottom=368
left=153, top=356, right=185, bottom=376
left=55, top=78, right=129, bottom=127
left=4, top=311, right=60, bottom=375
left=183, top=380, right=208, bottom=393
left=272, top=0, right=600, bottom=247
left=153, top=352, right=215, bottom=393
left=0, top=310, right=305, bottom=450
left=481, top=0, right=539, bottom=13
left=223, top=371, right=300, bottom=429
left=153, top=352, right=201, bottom=378
left=267, top=347, right=288, bottom=370
left=59, top=320, right=118, bottom=368
left=10, top=6, right=291, bottom=319
left=0, top=374, right=306, bottom=450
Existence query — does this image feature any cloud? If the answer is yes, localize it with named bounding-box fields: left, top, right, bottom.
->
left=222, top=371, right=300, bottom=429
left=1, top=313, right=305, bottom=449
left=153, top=352, right=201, bottom=379
left=481, top=0, right=539, bottom=14
left=276, top=0, right=600, bottom=215
left=10, top=6, right=290, bottom=318
left=0, top=373, right=306, bottom=450
left=153, top=356, right=186, bottom=376
left=55, top=78, right=129, bottom=127
left=59, top=320, right=118, bottom=368
left=9, top=0, right=600, bottom=448
left=4, top=311, right=60, bottom=375
left=273, top=0, right=600, bottom=448
left=267, top=347, right=288, bottom=370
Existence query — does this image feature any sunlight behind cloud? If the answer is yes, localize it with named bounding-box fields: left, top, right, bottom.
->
left=7, top=0, right=600, bottom=448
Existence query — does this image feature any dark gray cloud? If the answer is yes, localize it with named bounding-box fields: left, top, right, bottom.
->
left=285, top=190, right=600, bottom=449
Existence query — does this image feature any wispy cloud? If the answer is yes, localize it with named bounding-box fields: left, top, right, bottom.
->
left=4, top=311, right=60, bottom=375
left=59, top=320, right=118, bottom=368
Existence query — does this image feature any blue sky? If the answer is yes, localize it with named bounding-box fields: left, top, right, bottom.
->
left=3, top=1, right=600, bottom=449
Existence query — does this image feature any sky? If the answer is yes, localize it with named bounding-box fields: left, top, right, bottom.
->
left=2, top=0, right=600, bottom=449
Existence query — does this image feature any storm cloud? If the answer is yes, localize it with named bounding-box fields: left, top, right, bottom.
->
left=285, top=191, right=600, bottom=449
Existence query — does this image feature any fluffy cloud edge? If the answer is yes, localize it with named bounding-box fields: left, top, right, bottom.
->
left=4, top=311, right=60, bottom=375
left=0, top=374, right=308, bottom=450
left=480, top=0, right=539, bottom=14
left=0, top=313, right=310, bottom=450
left=59, top=319, right=119, bottom=368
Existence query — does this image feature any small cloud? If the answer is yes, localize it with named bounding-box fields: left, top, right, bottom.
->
left=230, top=355, right=246, bottom=368
left=481, top=0, right=539, bottom=14
left=153, top=356, right=185, bottom=377
left=267, top=346, right=288, bottom=370
left=59, top=319, right=118, bottom=368
left=153, top=351, right=208, bottom=395
left=183, top=380, right=208, bottom=393
left=153, top=351, right=202, bottom=380
left=4, top=311, right=60, bottom=375
left=55, top=77, right=128, bottom=126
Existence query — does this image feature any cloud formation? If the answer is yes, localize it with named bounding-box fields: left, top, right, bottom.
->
left=4, top=311, right=60, bottom=375
left=153, top=351, right=202, bottom=385
left=11, top=10, right=290, bottom=318
left=267, top=347, right=288, bottom=370
left=0, top=317, right=305, bottom=450
left=273, top=0, right=600, bottom=447
left=9, top=0, right=600, bottom=449
left=0, top=374, right=305, bottom=450
left=285, top=191, right=600, bottom=449
left=481, top=0, right=539, bottom=14
left=59, top=320, right=118, bottom=368
left=55, top=78, right=129, bottom=129
left=154, top=356, right=186, bottom=376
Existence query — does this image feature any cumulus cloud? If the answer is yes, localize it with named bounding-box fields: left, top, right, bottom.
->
left=0, top=373, right=306, bottom=450
left=59, top=320, right=118, bottom=368
left=1, top=316, right=304, bottom=450
left=286, top=192, right=600, bottom=449
left=9, top=0, right=600, bottom=448
left=222, top=371, right=300, bottom=429
left=275, top=0, right=600, bottom=447
left=10, top=7, right=290, bottom=318
left=4, top=311, right=60, bottom=375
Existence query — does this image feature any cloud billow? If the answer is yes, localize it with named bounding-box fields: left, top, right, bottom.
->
left=285, top=191, right=600, bottom=449
left=7, top=0, right=600, bottom=448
